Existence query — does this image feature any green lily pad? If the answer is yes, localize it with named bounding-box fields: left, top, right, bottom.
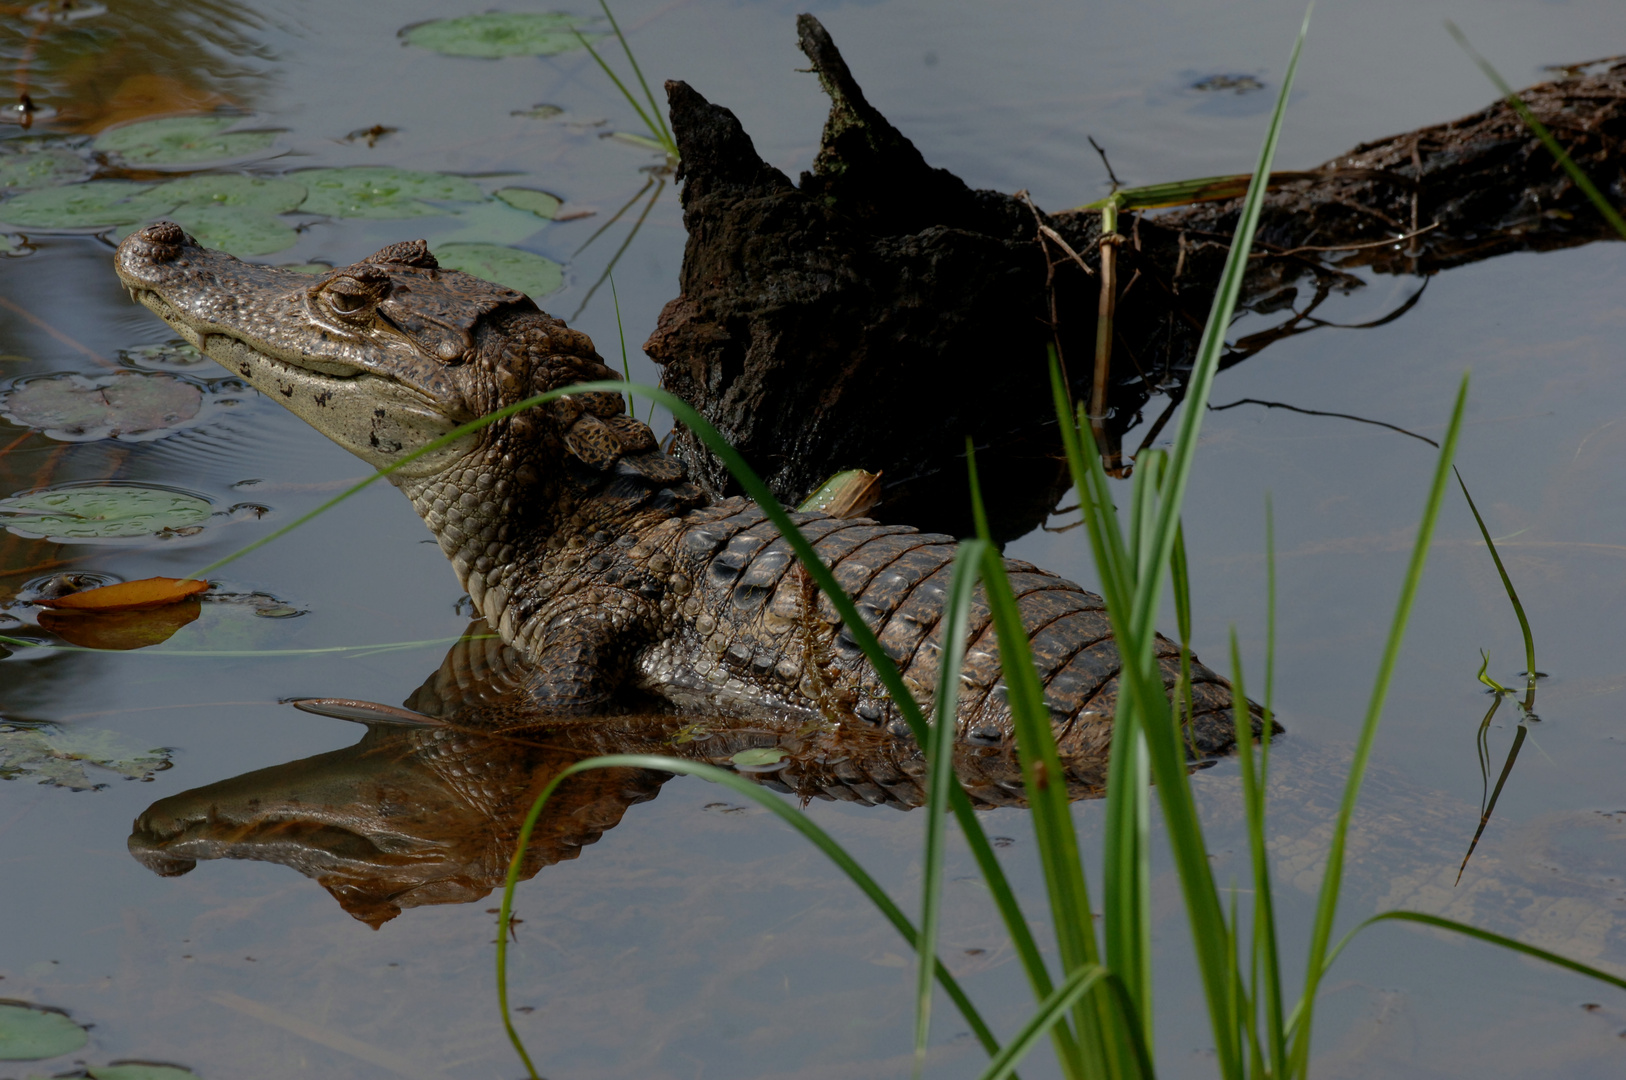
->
left=731, top=747, right=789, bottom=768
left=295, top=166, right=484, bottom=219
left=494, top=187, right=560, bottom=219
left=0, top=180, right=177, bottom=229
left=94, top=115, right=279, bottom=166
left=434, top=200, right=553, bottom=246
left=0, top=1002, right=87, bottom=1060
left=90, top=1063, right=199, bottom=1079
left=150, top=174, right=307, bottom=214
left=167, top=205, right=299, bottom=257
left=0, top=484, right=212, bottom=540
left=2, top=372, right=204, bottom=441
left=0, top=148, right=86, bottom=193
left=434, top=242, right=562, bottom=298
left=0, top=725, right=173, bottom=790
left=402, top=13, right=595, bottom=58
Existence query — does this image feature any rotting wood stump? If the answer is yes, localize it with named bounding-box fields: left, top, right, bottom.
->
left=645, top=16, right=1624, bottom=541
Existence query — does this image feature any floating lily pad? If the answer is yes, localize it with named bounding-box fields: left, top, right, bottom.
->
left=0, top=148, right=86, bottom=192
left=119, top=340, right=207, bottom=371
left=1, top=371, right=203, bottom=441
left=0, top=1001, right=87, bottom=1060
left=434, top=200, right=553, bottom=246
left=0, top=180, right=177, bottom=229
left=167, top=205, right=299, bottom=256
left=402, top=13, right=594, bottom=58
left=494, top=187, right=561, bottom=219
left=295, top=166, right=484, bottom=219
left=150, top=174, right=307, bottom=213
left=94, top=115, right=279, bottom=166
left=434, top=242, right=562, bottom=298
left=91, top=1065, right=200, bottom=1080
left=731, top=747, right=789, bottom=772
left=0, top=724, right=174, bottom=789
left=0, top=483, right=212, bottom=541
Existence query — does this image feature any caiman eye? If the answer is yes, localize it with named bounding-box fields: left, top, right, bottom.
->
left=318, top=274, right=386, bottom=322
left=328, top=291, right=368, bottom=314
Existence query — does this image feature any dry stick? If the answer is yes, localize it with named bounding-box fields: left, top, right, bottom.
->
left=1091, top=209, right=1124, bottom=476
left=0, top=295, right=116, bottom=368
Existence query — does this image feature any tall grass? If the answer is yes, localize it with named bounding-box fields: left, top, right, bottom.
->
left=491, top=10, right=1626, bottom=1078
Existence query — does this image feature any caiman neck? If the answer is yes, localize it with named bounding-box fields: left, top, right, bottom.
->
left=393, top=431, right=705, bottom=640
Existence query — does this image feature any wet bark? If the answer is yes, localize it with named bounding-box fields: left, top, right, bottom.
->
left=644, top=18, right=1624, bottom=540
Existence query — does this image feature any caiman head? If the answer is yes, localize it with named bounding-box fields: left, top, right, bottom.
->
left=114, top=223, right=704, bottom=625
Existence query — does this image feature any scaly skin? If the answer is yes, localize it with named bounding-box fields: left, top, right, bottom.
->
left=113, top=222, right=1247, bottom=751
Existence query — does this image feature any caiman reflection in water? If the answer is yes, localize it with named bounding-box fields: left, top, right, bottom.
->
left=127, top=628, right=1626, bottom=982
left=129, top=627, right=1169, bottom=928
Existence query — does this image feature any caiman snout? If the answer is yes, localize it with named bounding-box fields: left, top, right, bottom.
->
left=118, top=220, right=195, bottom=270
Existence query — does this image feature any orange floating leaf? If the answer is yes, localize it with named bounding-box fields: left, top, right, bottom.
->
left=38, top=601, right=201, bottom=650
left=35, top=576, right=209, bottom=612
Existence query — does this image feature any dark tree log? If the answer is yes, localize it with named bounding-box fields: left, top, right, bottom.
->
left=645, top=18, right=1624, bottom=540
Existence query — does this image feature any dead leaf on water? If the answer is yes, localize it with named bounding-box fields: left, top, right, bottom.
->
left=35, top=576, right=208, bottom=611
left=38, top=599, right=201, bottom=650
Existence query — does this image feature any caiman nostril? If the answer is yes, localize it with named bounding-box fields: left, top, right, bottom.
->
left=138, top=220, right=188, bottom=246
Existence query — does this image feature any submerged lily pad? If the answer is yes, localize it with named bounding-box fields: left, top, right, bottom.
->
left=94, top=115, right=279, bottom=166
left=167, top=204, right=299, bottom=256
left=0, top=483, right=212, bottom=540
left=0, top=148, right=86, bottom=192
left=402, top=13, right=594, bottom=58
left=0, top=1002, right=86, bottom=1060
left=91, top=1065, right=200, bottom=1080
left=296, top=166, right=484, bottom=219
left=0, top=180, right=176, bottom=229
left=0, top=724, right=174, bottom=789
left=1, top=371, right=203, bottom=441
left=150, top=174, right=307, bottom=213
left=494, top=187, right=561, bottom=219
left=434, top=242, right=562, bottom=298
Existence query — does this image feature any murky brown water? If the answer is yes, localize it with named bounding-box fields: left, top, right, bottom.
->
left=3, top=1, right=1624, bottom=1077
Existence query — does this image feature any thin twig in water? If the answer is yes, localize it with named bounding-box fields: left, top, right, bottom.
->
left=1208, top=398, right=1440, bottom=446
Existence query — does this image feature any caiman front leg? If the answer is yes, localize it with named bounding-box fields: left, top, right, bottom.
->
left=524, top=615, right=631, bottom=713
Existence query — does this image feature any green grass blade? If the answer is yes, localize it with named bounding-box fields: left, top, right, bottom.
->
left=970, top=448, right=1106, bottom=1073
left=1132, top=5, right=1309, bottom=666
left=1445, top=23, right=1626, bottom=240
left=1454, top=468, right=1536, bottom=679
left=0, top=633, right=493, bottom=658
left=185, top=385, right=607, bottom=579
left=1328, top=910, right=1626, bottom=993
left=1288, top=372, right=1470, bottom=1073
left=972, top=964, right=1109, bottom=1080
left=610, top=273, right=634, bottom=414
left=573, top=28, right=671, bottom=155
left=1256, top=500, right=1286, bottom=1071
left=914, top=541, right=988, bottom=1078
left=496, top=755, right=1007, bottom=1077
left=597, top=0, right=677, bottom=152
left=656, top=384, right=1065, bottom=1056
left=1074, top=170, right=1321, bottom=212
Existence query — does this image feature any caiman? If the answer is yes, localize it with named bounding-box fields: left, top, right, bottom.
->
left=113, top=222, right=1249, bottom=754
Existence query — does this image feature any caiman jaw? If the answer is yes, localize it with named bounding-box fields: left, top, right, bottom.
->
left=114, top=221, right=477, bottom=476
